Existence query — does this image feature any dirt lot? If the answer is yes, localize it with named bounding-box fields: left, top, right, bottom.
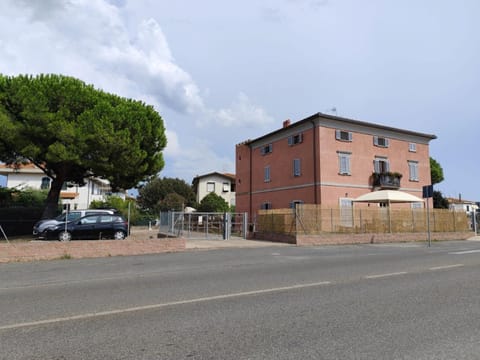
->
left=0, top=226, right=158, bottom=243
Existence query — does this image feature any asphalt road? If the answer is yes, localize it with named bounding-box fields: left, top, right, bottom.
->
left=1, top=240, right=480, bottom=359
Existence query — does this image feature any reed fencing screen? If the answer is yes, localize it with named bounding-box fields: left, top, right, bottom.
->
left=255, top=205, right=471, bottom=235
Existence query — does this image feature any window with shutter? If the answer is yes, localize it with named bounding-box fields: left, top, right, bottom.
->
left=374, top=136, right=389, bottom=147
left=373, top=157, right=389, bottom=173
left=335, top=130, right=352, bottom=142
left=293, top=159, right=301, bottom=177
left=288, top=133, right=303, bottom=146
left=261, top=144, right=272, bottom=155
left=264, top=166, right=270, bottom=182
left=408, top=161, right=419, bottom=181
left=338, top=152, right=351, bottom=175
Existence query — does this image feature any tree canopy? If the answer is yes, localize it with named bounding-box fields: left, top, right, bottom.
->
left=197, top=192, right=230, bottom=212
left=0, top=74, right=167, bottom=218
left=433, top=190, right=449, bottom=209
left=137, top=177, right=196, bottom=214
left=430, top=157, right=444, bottom=185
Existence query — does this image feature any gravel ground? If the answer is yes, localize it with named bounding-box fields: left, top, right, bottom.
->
left=0, top=226, right=158, bottom=243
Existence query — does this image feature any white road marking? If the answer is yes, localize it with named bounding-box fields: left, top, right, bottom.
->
left=429, top=264, right=464, bottom=271
left=0, top=280, right=331, bottom=331
left=449, top=249, right=480, bottom=255
left=364, top=271, right=407, bottom=279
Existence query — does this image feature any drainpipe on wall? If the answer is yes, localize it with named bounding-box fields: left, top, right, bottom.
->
left=311, top=120, right=320, bottom=205
left=249, top=144, right=253, bottom=224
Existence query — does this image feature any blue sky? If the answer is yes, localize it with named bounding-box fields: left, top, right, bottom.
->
left=0, top=0, right=478, bottom=201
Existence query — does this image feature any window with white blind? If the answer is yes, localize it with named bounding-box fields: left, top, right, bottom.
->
left=222, top=182, right=229, bottom=192
left=408, top=161, right=419, bottom=181
left=293, top=158, right=301, bottom=177
left=264, top=166, right=271, bottom=182
left=338, top=152, right=351, bottom=175
left=206, top=182, right=215, bottom=192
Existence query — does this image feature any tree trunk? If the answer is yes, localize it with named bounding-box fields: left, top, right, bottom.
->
left=42, top=176, right=64, bottom=219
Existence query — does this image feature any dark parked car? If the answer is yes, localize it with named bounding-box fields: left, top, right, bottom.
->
left=33, top=209, right=117, bottom=238
left=44, top=214, right=129, bottom=241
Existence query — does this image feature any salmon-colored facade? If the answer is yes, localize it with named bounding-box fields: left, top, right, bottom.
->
left=236, top=113, right=436, bottom=221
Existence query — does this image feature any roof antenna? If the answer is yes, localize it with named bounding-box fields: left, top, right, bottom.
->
left=325, top=107, right=337, bottom=115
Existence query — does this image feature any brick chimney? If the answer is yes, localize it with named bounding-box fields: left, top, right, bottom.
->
left=283, top=119, right=291, bottom=128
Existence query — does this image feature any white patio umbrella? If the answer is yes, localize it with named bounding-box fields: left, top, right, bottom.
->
left=352, top=190, right=424, bottom=204
left=352, top=190, right=424, bottom=232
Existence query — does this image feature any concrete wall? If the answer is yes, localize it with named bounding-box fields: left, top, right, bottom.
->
left=253, top=231, right=474, bottom=246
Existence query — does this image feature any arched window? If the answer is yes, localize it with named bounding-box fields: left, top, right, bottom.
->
left=41, top=177, right=51, bottom=190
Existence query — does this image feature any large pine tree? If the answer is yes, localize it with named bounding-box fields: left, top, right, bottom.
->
left=0, top=74, right=167, bottom=218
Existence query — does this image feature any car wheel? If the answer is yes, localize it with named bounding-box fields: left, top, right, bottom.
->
left=59, top=231, right=72, bottom=242
left=113, top=231, right=126, bottom=240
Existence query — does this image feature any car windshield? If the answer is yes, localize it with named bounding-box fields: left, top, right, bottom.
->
left=54, top=212, right=82, bottom=222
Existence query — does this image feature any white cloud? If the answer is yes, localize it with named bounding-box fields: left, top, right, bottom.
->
left=2, top=0, right=204, bottom=115
left=0, top=0, right=275, bottom=183
left=165, top=140, right=234, bottom=181
left=205, top=92, right=274, bottom=128
left=163, top=130, right=180, bottom=157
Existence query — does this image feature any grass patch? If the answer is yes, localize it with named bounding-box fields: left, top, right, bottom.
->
left=58, top=253, right=72, bottom=260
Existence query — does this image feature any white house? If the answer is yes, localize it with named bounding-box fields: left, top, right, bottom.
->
left=0, top=163, right=125, bottom=209
left=192, top=172, right=236, bottom=208
left=447, top=197, right=478, bottom=215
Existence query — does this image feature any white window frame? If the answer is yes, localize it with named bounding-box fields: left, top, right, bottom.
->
left=222, top=182, right=229, bottom=192
left=264, top=166, right=271, bottom=182
left=206, top=182, right=215, bottom=192
left=338, top=151, right=351, bottom=175
left=409, top=143, right=417, bottom=152
left=408, top=160, right=419, bottom=181
left=335, top=130, right=352, bottom=142
left=293, top=158, right=301, bottom=177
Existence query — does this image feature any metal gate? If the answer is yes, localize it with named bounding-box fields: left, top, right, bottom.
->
left=159, top=211, right=248, bottom=240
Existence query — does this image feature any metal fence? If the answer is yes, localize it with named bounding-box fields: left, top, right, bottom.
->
left=255, top=205, right=472, bottom=235
left=159, top=211, right=248, bottom=240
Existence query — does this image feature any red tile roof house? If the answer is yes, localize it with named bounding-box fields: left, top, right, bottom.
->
left=235, top=112, right=450, bottom=243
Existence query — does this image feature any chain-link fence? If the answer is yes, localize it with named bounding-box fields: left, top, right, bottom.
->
left=159, top=211, right=248, bottom=240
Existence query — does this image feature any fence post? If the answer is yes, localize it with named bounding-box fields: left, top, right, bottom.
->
left=359, top=209, right=363, bottom=233
left=453, top=211, right=456, bottom=232
left=222, top=212, right=231, bottom=240
left=330, top=208, right=334, bottom=232
left=0, top=225, right=9, bottom=243
left=243, top=212, right=248, bottom=239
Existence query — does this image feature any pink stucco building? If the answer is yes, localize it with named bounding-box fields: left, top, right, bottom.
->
left=236, top=113, right=436, bottom=220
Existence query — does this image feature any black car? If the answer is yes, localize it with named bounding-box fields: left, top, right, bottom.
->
left=33, top=209, right=117, bottom=239
left=45, top=214, right=129, bottom=241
